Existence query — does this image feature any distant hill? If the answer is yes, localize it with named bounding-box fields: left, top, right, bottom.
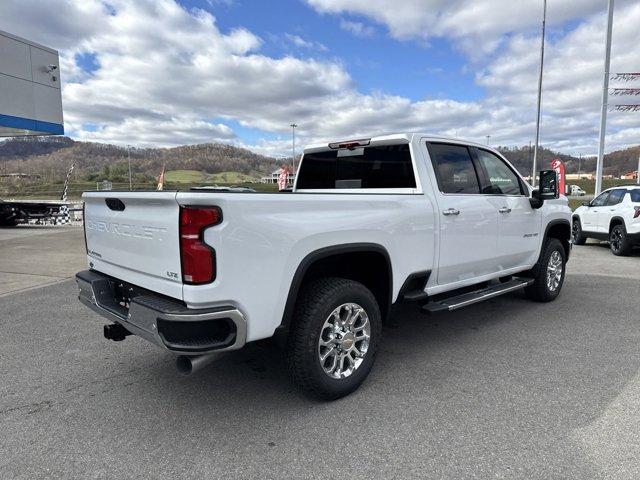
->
left=0, top=135, right=638, bottom=182
left=496, top=145, right=639, bottom=177
left=0, top=136, right=280, bottom=183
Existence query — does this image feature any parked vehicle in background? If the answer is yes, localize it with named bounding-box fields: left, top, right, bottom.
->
left=76, top=133, right=571, bottom=400
left=569, top=184, right=586, bottom=196
left=572, top=186, right=640, bottom=255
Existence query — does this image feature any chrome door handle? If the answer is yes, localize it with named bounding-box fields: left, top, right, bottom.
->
left=442, top=208, right=460, bottom=216
left=498, top=207, right=511, bottom=214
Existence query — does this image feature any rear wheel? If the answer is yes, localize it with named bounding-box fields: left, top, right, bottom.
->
left=285, top=277, right=382, bottom=400
left=571, top=218, right=587, bottom=245
left=525, top=238, right=566, bottom=302
left=609, top=223, right=632, bottom=256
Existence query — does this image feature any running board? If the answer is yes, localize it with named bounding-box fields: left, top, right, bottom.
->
left=422, top=278, right=534, bottom=314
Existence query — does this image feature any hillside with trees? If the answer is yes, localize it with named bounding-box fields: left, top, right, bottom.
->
left=0, top=136, right=638, bottom=184
left=0, top=136, right=280, bottom=183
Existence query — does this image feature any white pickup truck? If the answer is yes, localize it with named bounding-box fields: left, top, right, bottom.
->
left=77, top=133, right=571, bottom=399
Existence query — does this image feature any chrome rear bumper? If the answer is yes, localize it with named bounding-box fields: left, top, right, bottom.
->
left=76, top=270, right=246, bottom=354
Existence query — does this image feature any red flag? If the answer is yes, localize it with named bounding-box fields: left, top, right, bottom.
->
left=277, top=165, right=290, bottom=191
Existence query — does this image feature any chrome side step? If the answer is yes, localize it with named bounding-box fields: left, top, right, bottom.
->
left=422, top=278, right=534, bottom=313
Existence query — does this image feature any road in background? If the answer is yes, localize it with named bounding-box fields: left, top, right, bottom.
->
left=0, top=228, right=638, bottom=479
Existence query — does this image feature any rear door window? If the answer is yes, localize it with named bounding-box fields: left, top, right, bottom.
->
left=630, top=189, right=640, bottom=202
left=427, top=143, right=481, bottom=194
left=296, top=144, right=416, bottom=190
left=605, top=189, right=626, bottom=205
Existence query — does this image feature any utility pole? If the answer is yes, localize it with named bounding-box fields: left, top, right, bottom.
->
left=127, top=145, right=132, bottom=190
left=290, top=123, right=298, bottom=175
left=532, top=0, right=547, bottom=187
left=595, top=0, right=615, bottom=195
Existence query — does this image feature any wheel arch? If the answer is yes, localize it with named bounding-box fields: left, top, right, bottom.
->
left=609, top=216, right=625, bottom=231
left=273, top=243, right=392, bottom=347
left=544, top=219, right=571, bottom=259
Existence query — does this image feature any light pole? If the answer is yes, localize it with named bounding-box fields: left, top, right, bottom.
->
left=595, top=0, right=615, bottom=195
left=290, top=123, right=298, bottom=175
left=578, top=154, right=582, bottom=175
left=532, top=0, right=547, bottom=187
left=486, top=135, right=491, bottom=145
left=127, top=145, right=132, bottom=190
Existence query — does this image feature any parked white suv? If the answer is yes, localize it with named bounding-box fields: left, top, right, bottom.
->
left=77, top=133, right=571, bottom=399
left=572, top=186, right=640, bottom=255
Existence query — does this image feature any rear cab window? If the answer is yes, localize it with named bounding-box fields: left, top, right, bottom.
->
left=629, top=189, right=640, bottom=203
left=295, top=143, right=417, bottom=191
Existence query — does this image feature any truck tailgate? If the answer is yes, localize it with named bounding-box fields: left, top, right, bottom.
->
left=83, top=192, right=183, bottom=299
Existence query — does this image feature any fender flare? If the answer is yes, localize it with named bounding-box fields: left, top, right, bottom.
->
left=273, top=243, right=392, bottom=346
left=528, top=219, right=571, bottom=276
left=608, top=216, right=626, bottom=231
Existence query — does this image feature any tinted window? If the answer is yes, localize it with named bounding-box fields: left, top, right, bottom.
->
left=427, top=143, right=480, bottom=194
left=474, top=148, right=523, bottom=195
left=296, top=144, right=416, bottom=189
left=591, top=191, right=610, bottom=207
left=630, top=189, right=640, bottom=202
left=605, top=189, right=626, bottom=205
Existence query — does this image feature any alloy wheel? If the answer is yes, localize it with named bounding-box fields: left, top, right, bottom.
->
left=317, top=303, right=371, bottom=379
left=546, top=250, right=563, bottom=292
left=610, top=226, right=623, bottom=253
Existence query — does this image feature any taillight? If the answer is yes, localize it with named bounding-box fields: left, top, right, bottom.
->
left=634, top=206, right=640, bottom=219
left=179, top=206, right=222, bottom=284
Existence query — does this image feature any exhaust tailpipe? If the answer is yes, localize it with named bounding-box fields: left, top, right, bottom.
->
left=176, top=353, right=221, bottom=375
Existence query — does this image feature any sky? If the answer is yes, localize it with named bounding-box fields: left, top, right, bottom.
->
left=1, top=0, right=639, bottom=157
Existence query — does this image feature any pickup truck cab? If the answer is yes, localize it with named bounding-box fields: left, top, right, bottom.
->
left=77, top=133, right=571, bottom=399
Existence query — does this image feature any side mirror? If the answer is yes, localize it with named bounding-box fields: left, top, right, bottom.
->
left=581, top=201, right=590, bottom=207
left=538, top=169, right=559, bottom=200
left=529, top=189, right=543, bottom=209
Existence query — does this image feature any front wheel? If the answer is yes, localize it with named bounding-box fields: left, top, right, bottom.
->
left=525, top=238, right=567, bottom=302
left=571, top=218, right=587, bottom=245
left=285, top=277, right=382, bottom=400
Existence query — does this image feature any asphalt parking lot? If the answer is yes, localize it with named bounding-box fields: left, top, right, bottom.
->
left=1, top=226, right=639, bottom=479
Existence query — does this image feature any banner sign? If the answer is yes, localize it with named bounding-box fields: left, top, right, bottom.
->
left=550, top=159, right=566, bottom=195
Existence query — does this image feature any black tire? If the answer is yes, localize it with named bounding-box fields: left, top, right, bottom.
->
left=571, top=218, right=587, bottom=245
left=285, top=277, right=382, bottom=400
left=525, top=238, right=566, bottom=302
left=609, top=223, right=632, bottom=256
left=0, top=218, right=18, bottom=227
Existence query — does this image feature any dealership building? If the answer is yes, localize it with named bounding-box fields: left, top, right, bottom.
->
left=0, top=29, right=63, bottom=137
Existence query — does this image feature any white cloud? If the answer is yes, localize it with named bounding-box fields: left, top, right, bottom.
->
left=74, top=117, right=236, bottom=147
left=0, top=0, right=638, bottom=158
left=339, top=20, right=375, bottom=38
left=306, top=0, right=634, bottom=56
left=284, top=33, right=328, bottom=51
